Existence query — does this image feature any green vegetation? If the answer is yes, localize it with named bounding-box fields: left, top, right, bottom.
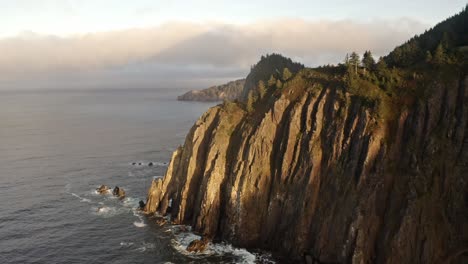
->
left=362, top=51, right=376, bottom=71
left=242, top=53, right=304, bottom=101
left=386, top=5, right=468, bottom=67
left=235, top=5, right=467, bottom=127
left=282, top=68, right=293, bottom=81
left=178, top=79, right=245, bottom=102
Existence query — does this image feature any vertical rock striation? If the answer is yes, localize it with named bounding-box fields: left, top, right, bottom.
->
left=146, top=73, right=468, bottom=263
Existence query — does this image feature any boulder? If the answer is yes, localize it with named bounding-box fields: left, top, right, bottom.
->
left=112, top=186, right=126, bottom=199
left=186, top=237, right=210, bottom=253
left=96, top=185, right=110, bottom=194
left=155, top=218, right=167, bottom=226
left=132, top=162, right=136, bottom=165
left=138, top=200, right=146, bottom=210
left=148, top=162, right=153, bottom=166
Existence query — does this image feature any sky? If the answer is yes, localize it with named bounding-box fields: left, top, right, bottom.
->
left=0, top=0, right=466, bottom=90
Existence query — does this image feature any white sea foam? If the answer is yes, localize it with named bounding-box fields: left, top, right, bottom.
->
left=131, top=205, right=147, bottom=227
left=171, top=231, right=258, bottom=263
left=210, top=243, right=258, bottom=264
left=91, top=206, right=122, bottom=217
left=133, top=221, right=147, bottom=228
left=120, top=241, right=134, bottom=247
left=71, top=193, right=91, bottom=203
left=123, top=197, right=140, bottom=208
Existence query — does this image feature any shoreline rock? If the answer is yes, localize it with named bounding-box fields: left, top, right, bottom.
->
left=96, top=185, right=110, bottom=194
left=112, top=186, right=126, bottom=199
left=186, top=237, right=210, bottom=253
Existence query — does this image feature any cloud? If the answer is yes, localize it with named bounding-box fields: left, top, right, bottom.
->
left=0, top=18, right=428, bottom=89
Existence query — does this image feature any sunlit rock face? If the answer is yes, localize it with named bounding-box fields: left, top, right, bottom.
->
left=146, top=73, right=468, bottom=263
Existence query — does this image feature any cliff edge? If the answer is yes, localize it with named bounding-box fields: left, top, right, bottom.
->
left=146, top=8, right=468, bottom=263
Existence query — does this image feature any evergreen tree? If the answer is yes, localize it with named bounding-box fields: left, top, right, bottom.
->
left=349, top=52, right=360, bottom=74
left=344, top=53, right=350, bottom=65
left=268, top=75, right=277, bottom=87
left=282, top=68, right=293, bottom=81
left=376, top=57, right=388, bottom=73
left=246, top=90, right=255, bottom=112
left=276, top=79, right=283, bottom=89
left=425, top=51, right=433, bottom=63
left=362, top=51, right=376, bottom=70
left=433, top=43, right=446, bottom=64
left=258, top=80, right=266, bottom=99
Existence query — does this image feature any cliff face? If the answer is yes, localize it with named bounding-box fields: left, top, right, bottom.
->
left=146, top=72, right=468, bottom=263
left=177, top=79, right=245, bottom=102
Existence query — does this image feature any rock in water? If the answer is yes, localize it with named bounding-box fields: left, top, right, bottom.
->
left=96, top=185, right=110, bottom=194
left=155, top=218, right=167, bottom=226
left=112, top=186, right=126, bottom=199
left=138, top=200, right=145, bottom=210
left=186, top=237, right=209, bottom=253
left=148, top=162, right=153, bottom=166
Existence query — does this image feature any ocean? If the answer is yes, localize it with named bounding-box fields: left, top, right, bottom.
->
left=0, top=88, right=265, bottom=264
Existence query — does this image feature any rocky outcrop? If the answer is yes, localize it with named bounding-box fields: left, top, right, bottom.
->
left=113, top=186, right=126, bottom=199
left=146, top=70, right=468, bottom=263
left=96, top=185, right=110, bottom=194
left=178, top=79, right=245, bottom=102
left=186, top=237, right=210, bottom=252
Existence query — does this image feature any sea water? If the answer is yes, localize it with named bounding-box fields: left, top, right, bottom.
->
left=0, top=88, right=271, bottom=264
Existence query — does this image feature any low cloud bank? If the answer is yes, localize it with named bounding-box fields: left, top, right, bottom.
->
left=0, top=18, right=428, bottom=89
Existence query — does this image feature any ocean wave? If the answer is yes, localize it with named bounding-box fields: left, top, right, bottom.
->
left=171, top=230, right=258, bottom=263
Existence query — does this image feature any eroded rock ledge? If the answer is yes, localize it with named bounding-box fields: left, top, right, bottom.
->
left=146, top=75, right=468, bottom=263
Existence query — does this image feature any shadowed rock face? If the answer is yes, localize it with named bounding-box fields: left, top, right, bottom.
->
left=146, top=73, right=468, bottom=263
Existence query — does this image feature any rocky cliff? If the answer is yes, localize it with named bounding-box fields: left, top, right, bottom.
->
left=177, top=79, right=245, bottom=102
left=146, top=65, right=468, bottom=262
left=146, top=8, right=468, bottom=262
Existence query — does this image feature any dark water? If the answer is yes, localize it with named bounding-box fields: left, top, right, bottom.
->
left=0, top=89, right=265, bottom=264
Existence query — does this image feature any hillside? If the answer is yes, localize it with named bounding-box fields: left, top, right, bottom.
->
left=177, top=79, right=245, bottom=102
left=145, top=7, right=468, bottom=263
